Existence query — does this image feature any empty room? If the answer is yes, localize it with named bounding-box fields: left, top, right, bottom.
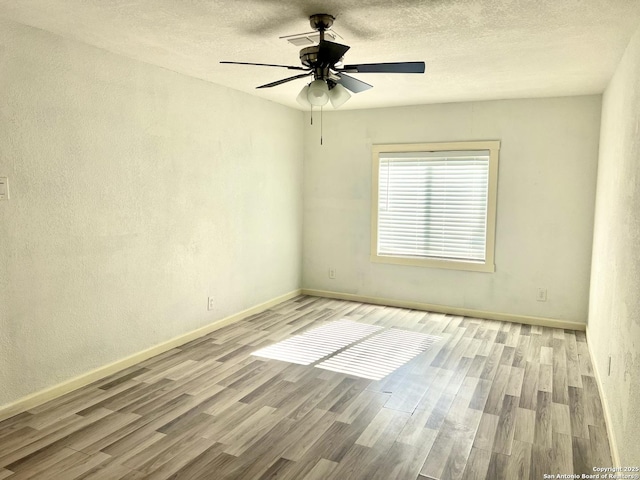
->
left=1, top=1, right=640, bottom=479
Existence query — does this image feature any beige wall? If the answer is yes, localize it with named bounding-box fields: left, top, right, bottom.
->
left=0, top=18, right=303, bottom=408
left=589, top=22, right=640, bottom=466
left=303, top=96, right=601, bottom=323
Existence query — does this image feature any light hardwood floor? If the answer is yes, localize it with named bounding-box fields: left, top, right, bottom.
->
left=0, top=296, right=612, bottom=479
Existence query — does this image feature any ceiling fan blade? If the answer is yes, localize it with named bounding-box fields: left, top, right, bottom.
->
left=336, top=73, right=373, bottom=93
left=220, top=61, right=309, bottom=71
left=317, top=40, right=350, bottom=66
left=338, top=62, right=426, bottom=74
left=256, top=72, right=313, bottom=89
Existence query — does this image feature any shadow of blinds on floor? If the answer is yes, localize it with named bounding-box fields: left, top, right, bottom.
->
left=316, top=328, right=442, bottom=380
left=251, top=319, right=383, bottom=365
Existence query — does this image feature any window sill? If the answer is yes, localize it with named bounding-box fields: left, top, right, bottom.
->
left=370, top=253, right=496, bottom=273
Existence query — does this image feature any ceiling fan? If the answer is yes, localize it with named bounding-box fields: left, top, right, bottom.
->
left=221, top=14, right=426, bottom=109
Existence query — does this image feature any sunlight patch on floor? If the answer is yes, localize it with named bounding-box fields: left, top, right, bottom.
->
left=315, top=328, right=441, bottom=380
left=251, top=320, right=383, bottom=365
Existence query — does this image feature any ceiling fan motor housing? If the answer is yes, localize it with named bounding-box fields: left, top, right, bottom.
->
left=299, top=46, right=319, bottom=68
left=300, top=46, right=334, bottom=83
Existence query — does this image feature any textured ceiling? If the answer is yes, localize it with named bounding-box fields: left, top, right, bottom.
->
left=1, top=0, right=639, bottom=110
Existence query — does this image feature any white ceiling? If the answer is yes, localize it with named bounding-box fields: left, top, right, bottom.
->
left=1, top=0, right=639, bottom=110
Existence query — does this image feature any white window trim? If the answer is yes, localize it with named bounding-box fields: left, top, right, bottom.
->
left=371, top=140, right=500, bottom=273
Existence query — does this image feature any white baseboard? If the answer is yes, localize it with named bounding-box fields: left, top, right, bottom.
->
left=585, top=327, right=620, bottom=467
left=301, top=288, right=586, bottom=331
left=0, top=289, right=302, bottom=423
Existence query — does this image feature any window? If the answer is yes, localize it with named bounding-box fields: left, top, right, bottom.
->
left=371, top=141, right=499, bottom=272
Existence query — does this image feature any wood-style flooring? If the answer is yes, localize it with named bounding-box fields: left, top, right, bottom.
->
left=0, top=296, right=613, bottom=479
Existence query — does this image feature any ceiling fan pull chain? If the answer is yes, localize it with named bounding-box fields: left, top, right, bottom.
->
left=310, top=106, right=313, bottom=125
left=320, top=105, right=323, bottom=146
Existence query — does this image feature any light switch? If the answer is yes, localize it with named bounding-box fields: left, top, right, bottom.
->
left=0, top=177, right=8, bottom=200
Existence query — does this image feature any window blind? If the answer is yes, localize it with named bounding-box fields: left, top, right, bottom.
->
left=377, top=150, right=489, bottom=262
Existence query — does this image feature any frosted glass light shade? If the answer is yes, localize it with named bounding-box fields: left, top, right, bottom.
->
left=307, top=79, right=330, bottom=106
left=329, top=84, right=351, bottom=108
left=296, top=85, right=311, bottom=107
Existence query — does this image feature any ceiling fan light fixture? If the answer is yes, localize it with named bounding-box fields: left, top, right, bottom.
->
left=296, top=85, right=312, bottom=107
left=329, top=83, right=351, bottom=108
left=307, top=79, right=330, bottom=106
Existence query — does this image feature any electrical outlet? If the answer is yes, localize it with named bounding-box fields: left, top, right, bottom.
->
left=208, top=297, right=215, bottom=311
left=328, top=267, right=336, bottom=279
left=0, top=177, right=8, bottom=200
left=536, top=288, right=547, bottom=302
